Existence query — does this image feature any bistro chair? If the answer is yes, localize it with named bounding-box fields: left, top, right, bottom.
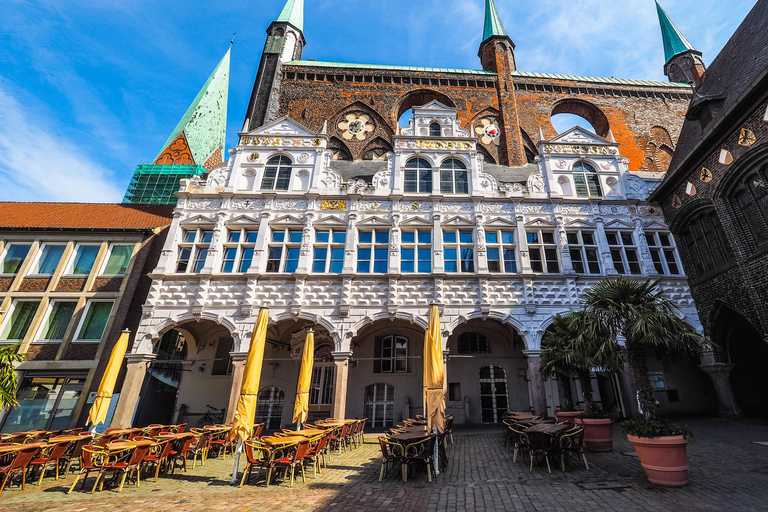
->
left=558, top=426, right=589, bottom=471
left=252, top=423, right=265, bottom=439
left=29, top=438, right=72, bottom=485
left=141, top=440, right=174, bottom=482
left=61, top=435, right=94, bottom=477
left=0, top=445, right=40, bottom=494
left=358, top=418, right=368, bottom=445
left=303, top=434, right=328, bottom=477
left=402, top=435, right=437, bottom=483
left=378, top=436, right=404, bottom=481
left=94, top=442, right=151, bottom=493
left=525, top=431, right=556, bottom=474
left=273, top=440, right=310, bottom=488
left=240, top=440, right=275, bottom=487
left=67, top=445, right=109, bottom=494
left=188, top=431, right=211, bottom=468
left=208, top=429, right=233, bottom=459
left=168, top=435, right=196, bottom=473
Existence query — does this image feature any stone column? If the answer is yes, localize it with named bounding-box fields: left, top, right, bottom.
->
left=594, top=217, right=618, bottom=275
left=342, top=213, right=358, bottom=273
left=110, top=354, right=155, bottom=428
left=634, top=218, right=659, bottom=276
left=523, top=350, right=548, bottom=415
left=154, top=211, right=184, bottom=273
left=432, top=213, right=445, bottom=272
left=331, top=351, right=352, bottom=419
left=202, top=211, right=228, bottom=273
left=475, top=214, right=489, bottom=272
left=555, top=218, right=575, bottom=274
left=252, top=211, right=272, bottom=273
left=700, top=363, right=743, bottom=418
left=516, top=215, right=532, bottom=272
left=225, top=352, right=249, bottom=424
left=296, top=212, right=315, bottom=273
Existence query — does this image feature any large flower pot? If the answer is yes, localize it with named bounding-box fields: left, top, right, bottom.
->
left=555, top=410, right=582, bottom=424
left=576, top=418, right=614, bottom=452
left=628, top=435, right=688, bottom=487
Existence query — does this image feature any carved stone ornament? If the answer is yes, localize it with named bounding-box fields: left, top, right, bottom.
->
left=606, top=176, right=619, bottom=186
left=242, top=168, right=257, bottom=177
left=339, top=113, right=375, bottom=141
left=557, top=175, right=570, bottom=184
left=556, top=160, right=567, bottom=169
left=298, top=153, right=310, bottom=163
left=187, top=198, right=223, bottom=209
left=475, top=118, right=501, bottom=145
left=321, top=199, right=347, bottom=211
left=248, top=152, right=260, bottom=162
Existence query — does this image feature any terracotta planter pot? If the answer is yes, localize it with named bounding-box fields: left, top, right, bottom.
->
left=628, top=435, right=689, bottom=487
left=576, top=418, right=614, bottom=452
left=555, top=410, right=582, bottom=424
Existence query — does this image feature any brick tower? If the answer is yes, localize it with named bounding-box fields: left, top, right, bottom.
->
left=656, top=1, right=706, bottom=86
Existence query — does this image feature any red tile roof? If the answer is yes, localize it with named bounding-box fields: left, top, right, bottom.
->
left=0, top=203, right=175, bottom=231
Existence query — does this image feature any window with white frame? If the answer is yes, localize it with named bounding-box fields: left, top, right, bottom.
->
left=176, top=228, right=213, bottom=273
left=572, top=162, right=602, bottom=198
left=439, top=158, right=468, bottom=194
left=0, top=300, right=40, bottom=341
left=606, top=230, right=641, bottom=275
left=364, top=383, right=395, bottom=428
left=221, top=229, right=258, bottom=273
left=313, top=229, right=346, bottom=273
left=1, top=243, right=32, bottom=274
left=100, top=244, right=133, bottom=276
left=266, top=228, right=301, bottom=273
left=429, top=122, right=441, bottom=137
left=67, top=244, right=100, bottom=275
left=75, top=301, right=113, bottom=341
left=404, top=158, right=432, bottom=193
left=443, top=229, right=474, bottom=272
left=261, top=155, right=292, bottom=191
left=401, top=229, right=431, bottom=273
left=645, top=232, right=681, bottom=275
left=485, top=230, right=517, bottom=272
left=526, top=230, right=560, bottom=273
left=374, top=335, right=408, bottom=373
left=567, top=230, right=601, bottom=274
left=30, top=244, right=66, bottom=275
left=649, top=372, right=666, bottom=390
left=36, top=301, right=77, bottom=342
left=357, top=230, right=388, bottom=273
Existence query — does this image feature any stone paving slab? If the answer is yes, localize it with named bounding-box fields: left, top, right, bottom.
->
left=2, top=418, right=767, bottom=511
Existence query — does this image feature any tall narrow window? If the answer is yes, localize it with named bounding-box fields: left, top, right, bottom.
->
left=37, top=301, right=77, bottom=342
left=313, top=229, right=346, bottom=273
left=479, top=365, right=508, bottom=424
left=357, top=230, right=389, bottom=273
left=374, top=335, right=408, bottom=373
left=76, top=301, right=113, bottom=341
left=0, top=300, right=40, bottom=341
left=439, top=158, right=469, bottom=194
left=364, top=383, right=395, bottom=428
left=401, top=229, right=431, bottom=273
left=255, top=386, right=285, bottom=430
left=31, top=244, right=65, bottom=275
left=645, top=232, right=681, bottom=275
left=572, top=162, right=602, bottom=198
left=221, top=229, right=258, bottom=273
left=443, top=229, right=474, bottom=272
left=176, top=228, right=213, bottom=273
left=68, top=245, right=100, bottom=275
left=266, top=228, right=302, bottom=273
left=679, top=210, right=733, bottom=276
left=567, top=230, right=601, bottom=274
left=458, top=332, right=490, bottom=354
left=731, top=167, right=768, bottom=246
left=486, top=230, right=517, bottom=272
left=404, top=158, right=432, bottom=193
left=101, top=245, right=133, bottom=275
left=1, top=244, right=31, bottom=275
left=429, top=122, right=441, bottom=137
left=526, top=230, right=560, bottom=273
left=606, top=231, right=641, bottom=275
left=261, top=155, right=292, bottom=191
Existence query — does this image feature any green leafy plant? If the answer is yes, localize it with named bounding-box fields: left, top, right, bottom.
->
left=621, top=419, right=692, bottom=439
left=578, top=277, right=708, bottom=421
left=0, top=344, right=25, bottom=408
left=579, top=408, right=615, bottom=420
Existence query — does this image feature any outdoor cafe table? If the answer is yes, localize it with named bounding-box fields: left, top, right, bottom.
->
left=47, top=435, right=89, bottom=444
left=525, top=423, right=572, bottom=436
left=515, top=418, right=557, bottom=426
left=388, top=432, right=432, bottom=443
left=399, top=426, right=429, bottom=434
left=154, top=432, right=195, bottom=441
left=0, top=442, right=47, bottom=454
left=284, top=429, right=326, bottom=437
left=262, top=435, right=308, bottom=446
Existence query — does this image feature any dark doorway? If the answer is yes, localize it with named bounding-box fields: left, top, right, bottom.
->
left=134, top=329, right=188, bottom=426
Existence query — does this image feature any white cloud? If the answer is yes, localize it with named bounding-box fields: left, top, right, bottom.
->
left=0, top=84, right=124, bottom=202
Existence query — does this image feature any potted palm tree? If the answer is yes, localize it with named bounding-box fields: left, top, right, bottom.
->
left=1, top=344, right=25, bottom=409
left=540, top=315, right=580, bottom=424
left=579, top=277, right=707, bottom=486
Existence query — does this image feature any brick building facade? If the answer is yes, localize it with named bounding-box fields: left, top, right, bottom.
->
left=650, top=1, right=768, bottom=417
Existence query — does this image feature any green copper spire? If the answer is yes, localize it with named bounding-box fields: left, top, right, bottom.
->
left=482, top=0, right=508, bottom=42
left=156, top=47, right=230, bottom=166
left=656, top=1, right=696, bottom=63
left=277, top=0, right=304, bottom=32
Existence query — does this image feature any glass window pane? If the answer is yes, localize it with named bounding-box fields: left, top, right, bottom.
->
left=503, top=249, right=517, bottom=272
left=228, top=231, right=241, bottom=243
left=359, top=232, right=372, bottom=244
left=443, top=232, right=457, bottom=244
left=621, top=232, right=633, bottom=245
left=192, top=248, right=208, bottom=272
left=176, top=247, right=191, bottom=272
left=418, top=232, right=431, bottom=244
left=487, top=247, right=500, bottom=261
left=41, top=301, right=76, bottom=340
left=201, top=231, right=214, bottom=243
left=459, top=231, right=472, bottom=244
left=1, top=301, right=40, bottom=340
left=245, top=231, right=259, bottom=243
left=102, top=245, right=133, bottom=275
left=183, top=231, right=195, bottom=243
left=375, top=231, right=388, bottom=244
left=333, top=232, right=346, bottom=244
left=373, top=260, right=387, bottom=273
left=501, top=232, right=515, bottom=244
left=606, top=233, right=618, bottom=245
left=402, top=232, right=415, bottom=244
left=239, top=248, right=254, bottom=272
left=527, top=232, right=539, bottom=244
left=35, top=245, right=65, bottom=275
left=71, top=246, right=99, bottom=275
left=272, top=231, right=285, bottom=242
left=485, top=232, right=498, bottom=244
left=582, top=232, right=595, bottom=245
left=542, top=232, right=555, bottom=244
left=316, top=231, right=330, bottom=243
left=567, top=232, right=579, bottom=244
left=79, top=302, right=113, bottom=340
left=358, top=260, right=371, bottom=273
left=289, top=231, right=303, bottom=243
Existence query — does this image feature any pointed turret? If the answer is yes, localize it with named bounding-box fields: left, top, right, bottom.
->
left=482, top=0, right=508, bottom=42
left=124, top=48, right=230, bottom=205
left=243, top=0, right=307, bottom=131
left=478, top=0, right=516, bottom=73
left=655, top=1, right=705, bottom=86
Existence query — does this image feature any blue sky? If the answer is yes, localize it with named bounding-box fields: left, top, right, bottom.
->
left=0, top=0, right=756, bottom=202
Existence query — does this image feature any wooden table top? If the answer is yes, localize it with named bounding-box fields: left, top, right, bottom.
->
left=525, top=423, right=572, bottom=436
left=155, top=432, right=195, bottom=440
left=399, top=426, right=429, bottom=433
left=284, top=429, right=325, bottom=437
left=48, top=435, right=88, bottom=444
left=105, top=439, right=154, bottom=451
left=0, top=442, right=47, bottom=454
left=388, top=432, right=433, bottom=442
left=203, top=426, right=231, bottom=432
left=104, top=429, right=141, bottom=436
left=314, top=422, right=343, bottom=427
left=262, top=436, right=307, bottom=446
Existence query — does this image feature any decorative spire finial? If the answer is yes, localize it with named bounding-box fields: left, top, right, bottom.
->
left=655, top=1, right=696, bottom=63
left=482, top=0, right=508, bottom=42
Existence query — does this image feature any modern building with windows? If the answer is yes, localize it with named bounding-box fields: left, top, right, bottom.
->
left=107, top=0, right=727, bottom=429
left=0, top=203, right=173, bottom=432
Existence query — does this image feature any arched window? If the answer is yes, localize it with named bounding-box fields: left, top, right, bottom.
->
left=429, top=122, right=441, bottom=137
left=678, top=209, right=733, bottom=277
left=364, top=383, right=394, bottom=427
left=261, top=156, right=292, bottom=191
left=439, top=159, right=469, bottom=194
left=255, top=386, right=285, bottom=430
left=731, top=165, right=768, bottom=246
left=572, top=162, right=602, bottom=198
left=404, top=158, right=432, bottom=193
left=479, top=365, right=508, bottom=423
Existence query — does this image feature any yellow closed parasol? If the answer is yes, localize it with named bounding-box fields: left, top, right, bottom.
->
left=87, top=329, right=130, bottom=428
left=292, top=329, right=314, bottom=425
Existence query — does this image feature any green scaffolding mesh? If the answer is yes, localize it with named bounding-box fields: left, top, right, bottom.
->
left=123, top=164, right=206, bottom=205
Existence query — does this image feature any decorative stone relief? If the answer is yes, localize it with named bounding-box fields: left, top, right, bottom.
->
left=207, top=168, right=228, bottom=187
left=528, top=173, right=546, bottom=194
left=274, top=199, right=308, bottom=210
left=297, top=153, right=310, bottom=163
left=338, top=113, right=375, bottom=141
left=519, top=203, right=553, bottom=214
left=359, top=201, right=392, bottom=211
left=599, top=204, right=630, bottom=215
left=321, top=200, right=347, bottom=211
left=441, top=202, right=475, bottom=213
left=187, top=199, right=223, bottom=209
left=320, top=169, right=342, bottom=188
left=482, top=202, right=515, bottom=213
left=478, top=173, right=498, bottom=191
left=231, top=199, right=265, bottom=210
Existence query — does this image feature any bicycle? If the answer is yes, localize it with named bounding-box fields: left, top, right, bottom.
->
left=197, top=404, right=225, bottom=427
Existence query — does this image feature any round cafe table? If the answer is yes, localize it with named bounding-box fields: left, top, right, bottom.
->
left=262, top=435, right=308, bottom=446
left=284, top=429, right=325, bottom=437
left=388, top=432, right=432, bottom=443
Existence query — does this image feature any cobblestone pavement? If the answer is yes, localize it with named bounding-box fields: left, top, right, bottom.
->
left=3, top=418, right=768, bottom=511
